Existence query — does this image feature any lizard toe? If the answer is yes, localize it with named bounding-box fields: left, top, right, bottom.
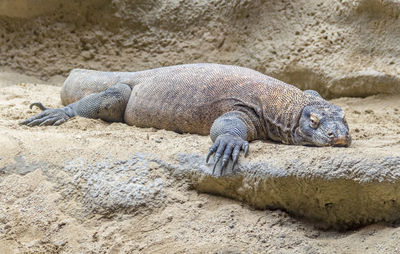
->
left=208, top=133, right=249, bottom=176
left=21, top=107, right=71, bottom=127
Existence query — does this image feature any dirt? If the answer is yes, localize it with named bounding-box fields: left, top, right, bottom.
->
left=0, top=75, right=399, bottom=253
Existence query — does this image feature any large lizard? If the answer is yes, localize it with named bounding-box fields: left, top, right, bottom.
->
left=21, top=63, right=351, bottom=174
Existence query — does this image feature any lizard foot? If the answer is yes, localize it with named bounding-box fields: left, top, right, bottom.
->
left=206, top=133, right=249, bottom=176
left=20, top=102, right=72, bottom=127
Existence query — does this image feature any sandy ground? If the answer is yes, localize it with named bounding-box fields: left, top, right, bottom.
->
left=1, top=74, right=400, bottom=253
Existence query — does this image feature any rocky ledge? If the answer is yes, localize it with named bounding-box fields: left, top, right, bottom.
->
left=177, top=150, right=400, bottom=229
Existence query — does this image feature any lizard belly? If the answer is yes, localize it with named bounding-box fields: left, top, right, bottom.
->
left=124, top=83, right=237, bottom=135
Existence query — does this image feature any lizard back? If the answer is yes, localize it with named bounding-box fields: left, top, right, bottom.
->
left=123, top=63, right=320, bottom=141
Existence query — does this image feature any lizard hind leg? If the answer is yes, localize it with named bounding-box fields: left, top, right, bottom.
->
left=20, top=83, right=132, bottom=127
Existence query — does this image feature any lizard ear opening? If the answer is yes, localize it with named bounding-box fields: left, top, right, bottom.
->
left=310, top=113, right=320, bottom=129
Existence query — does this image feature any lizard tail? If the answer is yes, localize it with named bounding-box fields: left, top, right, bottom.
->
left=29, top=102, right=48, bottom=111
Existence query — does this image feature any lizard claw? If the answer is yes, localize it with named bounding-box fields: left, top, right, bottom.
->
left=206, top=133, right=249, bottom=176
left=20, top=103, right=72, bottom=127
left=29, top=102, right=48, bottom=111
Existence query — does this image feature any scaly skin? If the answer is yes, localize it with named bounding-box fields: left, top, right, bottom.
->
left=21, top=63, right=351, bottom=175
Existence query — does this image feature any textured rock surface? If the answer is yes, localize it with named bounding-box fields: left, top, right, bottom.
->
left=177, top=152, right=400, bottom=229
left=4, top=147, right=400, bottom=229
left=57, top=155, right=167, bottom=214
left=1, top=0, right=400, bottom=97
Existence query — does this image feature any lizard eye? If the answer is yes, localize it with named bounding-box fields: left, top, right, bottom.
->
left=310, top=113, right=320, bottom=129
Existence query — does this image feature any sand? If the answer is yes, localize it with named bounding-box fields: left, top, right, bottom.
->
left=1, top=73, right=400, bottom=253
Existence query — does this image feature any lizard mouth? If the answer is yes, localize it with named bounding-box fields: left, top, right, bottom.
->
left=298, top=132, right=351, bottom=147
left=332, top=134, right=352, bottom=147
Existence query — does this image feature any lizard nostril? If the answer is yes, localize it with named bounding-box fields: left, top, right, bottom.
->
left=327, top=131, right=334, bottom=138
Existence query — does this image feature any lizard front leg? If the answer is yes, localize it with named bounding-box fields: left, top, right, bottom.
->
left=207, top=110, right=257, bottom=176
left=20, top=83, right=131, bottom=126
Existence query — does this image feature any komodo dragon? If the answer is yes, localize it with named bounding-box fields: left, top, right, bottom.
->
left=21, top=63, right=351, bottom=174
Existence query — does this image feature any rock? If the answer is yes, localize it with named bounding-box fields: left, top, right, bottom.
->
left=81, top=51, right=94, bottom=61
left=55, top=155, right=168, bottom=214
left=174, top=152, right=400, bottom=229
left=45, top=146, right=400, bottom=229
left=1, top=0, right=400, bottom=97
left=0, top=0, right=106, bottom=18
left=36, top=146, right=400, bottom=229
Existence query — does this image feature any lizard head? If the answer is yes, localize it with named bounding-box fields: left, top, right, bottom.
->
left=295, top=104, right=351, bottom=147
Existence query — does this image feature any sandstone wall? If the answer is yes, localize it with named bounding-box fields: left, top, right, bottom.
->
left=1, top=0, right=400, bottom=98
